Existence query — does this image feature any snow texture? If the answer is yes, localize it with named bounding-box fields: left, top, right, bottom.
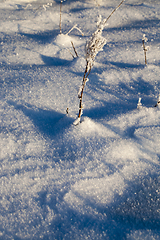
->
left=0, top=0, right=160, bottom=239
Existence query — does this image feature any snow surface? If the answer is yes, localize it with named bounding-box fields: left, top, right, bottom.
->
left=0, top=0, right=160, bottom=239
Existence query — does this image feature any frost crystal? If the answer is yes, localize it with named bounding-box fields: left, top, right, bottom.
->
left=42, top=2, right=52, bottom=11
left=142, top=34, right=148, bottom=42
left=85, top=15, right=107, bottom=71
left=137, top=97, right=142, bottom=109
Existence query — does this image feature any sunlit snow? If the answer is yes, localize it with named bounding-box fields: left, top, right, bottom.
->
left=0, top=0, right=160, bottom=239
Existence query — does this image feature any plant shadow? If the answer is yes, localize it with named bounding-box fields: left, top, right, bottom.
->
left=108, top=61, right=144, bottom=69
left=18, top=28, right=60, bottom=44
left=40, top=54, right=71, bottom=66
left=8, top=100, right=73, bottom=139
left=83, top=101, right=135, bottom=121
left=104, top=18, right=160, bottom=33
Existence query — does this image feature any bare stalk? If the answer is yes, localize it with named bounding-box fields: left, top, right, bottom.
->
left=59, top=0, right=63, bottom=34
left=142, top=39, right=147, bottom=65
left=66, top=24, right=84, bottom=36
left=74, top=0, right=125, bottom=125
left=78, top=62, right=91, bottom=119
left=104, top=0, right=125, bottom=25
left=67, top=48, right=75, bottom=59
left=74, top=26, right=84, bottom=36
left=66, top=24, right=78, bottom=36
left=71, top=41, right=79, bottom=58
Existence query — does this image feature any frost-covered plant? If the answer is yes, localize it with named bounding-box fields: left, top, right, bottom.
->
left=73, top=15, right=107, bottom=126
left=137, top=97, right=142, bottom=109
left=35, top=2, right=53, bottom=11
left=74, top=0, right=125, bottom=125
left=85, top=15, right=107, bottom=72
left=42, top=2, right=53, bottom=11
left=154, top=95, right=160, bottom=107
left=59, top=1, right=83, bottom=36
left=36, top=0, right=83, bottom=37
left=142, top=34, right=149, bottom=65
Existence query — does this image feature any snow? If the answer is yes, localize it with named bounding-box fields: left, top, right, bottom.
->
left=0, top=0, right=160, bottom=239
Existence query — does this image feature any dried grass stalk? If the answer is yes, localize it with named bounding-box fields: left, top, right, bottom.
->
left=73, top=0, right=125, bottom=125
left=59, top=0, right=63, bottom=34
left=71, top=41, right=79, bottom=58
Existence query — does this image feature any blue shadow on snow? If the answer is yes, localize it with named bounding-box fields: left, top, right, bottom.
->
left=18, top=28, right=60, bottom=44
left=30, top=172, right=160, bottom=240
left=8, top=101, right=73, bottom=138
left=40, top=54, right=71, bottom=66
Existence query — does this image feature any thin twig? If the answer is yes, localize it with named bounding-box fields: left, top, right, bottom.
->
left=74, top=26, right=84, bottom=36
left=66, top=24, right=77, bottom=35
left=142, top=39, right=147, bottom=65
left=104, top=0, right=125, bottom=25
left=59, top=0, right=62, bottom=34
left=71, top=41, right=78, bottom=58
left=66, top=24, right=84, bottom=36
left=67, top=48, right=75, bottom=59
left=78, top=62, right=91, bottom=119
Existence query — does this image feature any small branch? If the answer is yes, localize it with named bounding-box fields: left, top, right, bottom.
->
left=104, top=0, right=125, bottom=25
left=71, top=41, right=78, bottom=58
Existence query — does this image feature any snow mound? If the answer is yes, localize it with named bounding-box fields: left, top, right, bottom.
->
left=70, top=117, right=117, bottom=139
left=54, top=34, right=83, bottom=48
left=64, top=172, right=126, bottom=213
left=70, top=57, right=86, bottom=72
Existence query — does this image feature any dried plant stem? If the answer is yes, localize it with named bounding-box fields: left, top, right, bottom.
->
left=59, top=0, right=62, bottom=34
left=142, top=39, right=147, bottom=65
left=74, top=26, right=84, bottom=36
left=74, top=0, right=125, bottom=125
left=67, top=49, right=75, bottom=59
left=66, top=24, right=77, bottom=35
left=78, top=62, right=91, bottom=119
left=66, top=24, right=84, bottom=36
left=71, top=41, right=78, bottom=58
left=104, top=0, right=125, bottom=25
